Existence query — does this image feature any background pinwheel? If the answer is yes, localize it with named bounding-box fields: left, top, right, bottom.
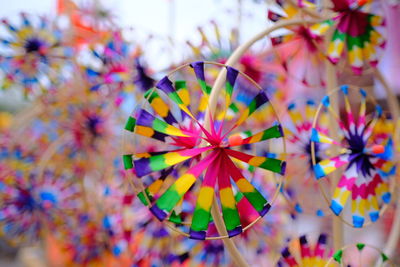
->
left=0, top=162, right=81, bottom=245
left=310, top=0, right=385, bottom=75
left=267, top=0, right=326, bottom=92
left=83, top=31, right=137, bottom=96
left=282, top=99, right=332, bottom=217
left=123, top=61, right=286, bottom=240
left=328, top=242, right=394, bottom=266
left=311, top=85, right=396, bottom=228
left=277, top=233, right=334, bottom=267
left=0, top=13, right=73, bottom=97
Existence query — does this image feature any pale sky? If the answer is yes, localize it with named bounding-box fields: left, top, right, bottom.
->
left=0, top=0, right=268, bottom=69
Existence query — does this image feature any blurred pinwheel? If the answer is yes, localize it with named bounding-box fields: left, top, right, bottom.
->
left=83, top=31, right=152, bottom=104
left=277, top=233, right=334, bottom=266
left=0, top=142, right=35, bottom=188
left=84, top=31, right=133, bottom=94
left=283, top=99, right=331, bottom=217
left=123, top=61, right=285, bottom=240
left=311, top=85, right=396, bottom=227
left=0, top=165, right=80, bottom=245
left=310, top=0, right=385, bottom=75
left=0, top=13, right=73, bottom=97
left=267, top=0, right=326, bottom=90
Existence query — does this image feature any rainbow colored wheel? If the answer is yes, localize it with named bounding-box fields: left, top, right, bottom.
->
left=311, top=85, right=396, bottom=228
left=123, top=61, right=286, bottom=240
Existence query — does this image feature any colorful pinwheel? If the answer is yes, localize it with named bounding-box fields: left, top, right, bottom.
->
left=277, top=233, right=334, bottom=266
left=283, top=99, right=331, bottom=217
left=311, top=85, right=396, bottom=227
left=84, top=31, right=135, bottom=95
left=0, top=13, right=73, bottom=97
left=123, top=61, right=285, bottom=240
left=0, top=165, right=80, bottom=245
left=329, top=243, right=394, bottom=266
left=268, top=0, right=326, bottom=89
left=310, top=0, right=385, bottom=75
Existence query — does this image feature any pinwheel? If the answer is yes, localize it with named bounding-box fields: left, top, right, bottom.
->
left=0, top=166, right=81, bottom=245
left=277, top=233, right=334, bottom=266
left=268, top=0, right=326, bottom=89
left=0, top=13, right=73, bottom=97
left=310, top=0, right=385, bottom=75
left=283, top=99, right=331, bottom=217
left=84, top=31, right=134, bottom=95
left=328, top=243, right=394, bottom=266
left=123, top=61, right=285, bottom=240
left=0, top=142, right=35, bottom=187
left=310, top=85, right=396, bottom=228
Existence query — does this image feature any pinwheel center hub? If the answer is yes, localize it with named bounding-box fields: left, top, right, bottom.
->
left=15, top=188, right=36, bottom=212
left=24, top=38, right=45, bottom=54
left=85, top=115, right=103, bottom=137
left=347, top=133, right=375, bottom=176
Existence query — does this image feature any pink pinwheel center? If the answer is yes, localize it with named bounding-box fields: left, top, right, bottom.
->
left=108, top=64, right=128, bottom=74
left=171, top=123, right=202, bottom=148
left=239, top=54, right=262, bottom=83
left=296, top=26, right=322, bottom=52
left=336, top=10, right=369, bottom=37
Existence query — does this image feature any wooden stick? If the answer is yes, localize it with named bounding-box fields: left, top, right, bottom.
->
left=203, top=17, right=328, bottom=267
left=325, top=60, right=343, bottom=251
left=374, top=69, right=400, bottom=258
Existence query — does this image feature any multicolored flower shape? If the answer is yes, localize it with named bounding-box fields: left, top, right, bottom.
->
left=123, top=61, right=286, bottom=240
left=0, top=13, right=73, bottom=97
left=311, top=85, right=396, bottom=227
